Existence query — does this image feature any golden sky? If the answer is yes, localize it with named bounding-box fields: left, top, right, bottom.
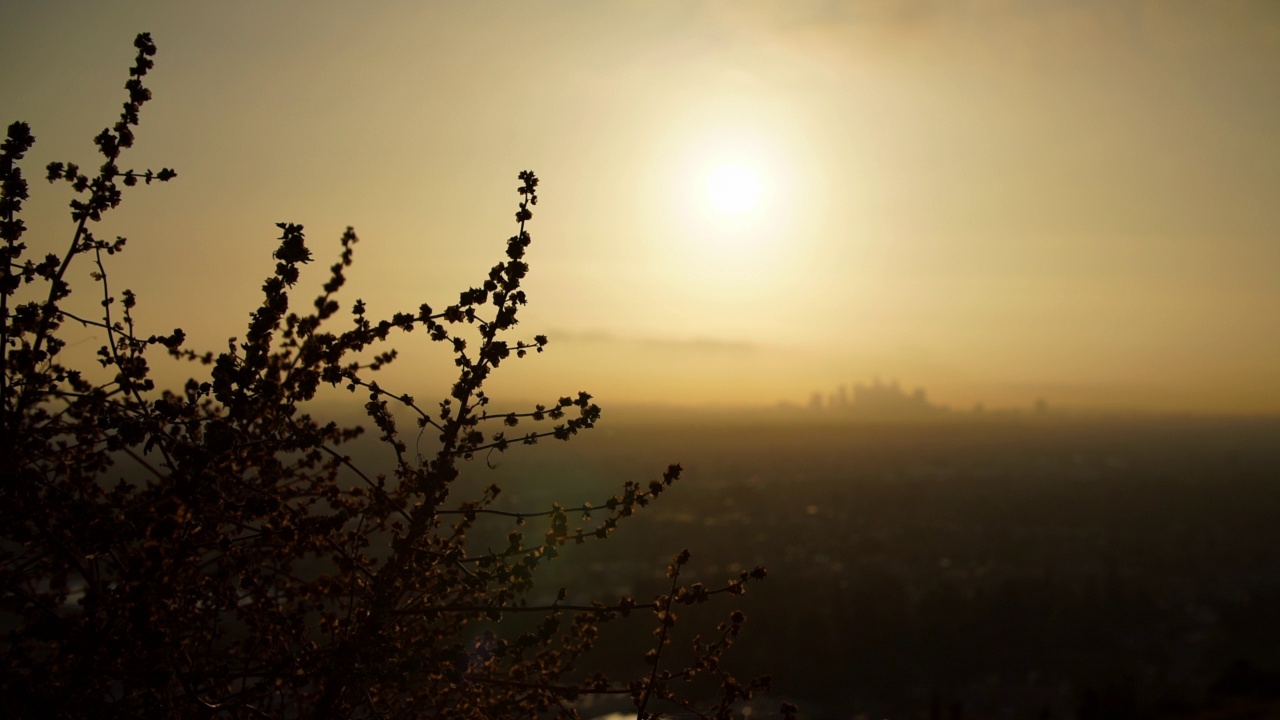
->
left=3, top=1, right=1278, bottom=414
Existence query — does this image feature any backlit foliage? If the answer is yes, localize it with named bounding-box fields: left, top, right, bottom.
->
left=0, top=34, right=798, bottom=720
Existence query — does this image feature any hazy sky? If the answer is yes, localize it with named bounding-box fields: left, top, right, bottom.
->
left=3, top=1, right=1278, bottom=413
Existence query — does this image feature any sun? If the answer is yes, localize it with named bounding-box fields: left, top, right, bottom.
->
left=703, top=161, right=766, bottom=219
left=687, top=155, right=778, bottom=241
left=656, top=111, right=808, bottom=284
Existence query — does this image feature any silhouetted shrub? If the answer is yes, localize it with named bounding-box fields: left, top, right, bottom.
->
left=0, top=33, right=795, bottom=720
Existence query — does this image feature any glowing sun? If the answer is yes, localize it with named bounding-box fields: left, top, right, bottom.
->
left=664, top=117, right=801, bottom=267
left=703, top=161, right=766, bottom=219
left=686, top=155, right=779, bottom=246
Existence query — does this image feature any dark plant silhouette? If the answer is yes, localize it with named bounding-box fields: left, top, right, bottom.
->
left=0, top=33, right=797, bottom=720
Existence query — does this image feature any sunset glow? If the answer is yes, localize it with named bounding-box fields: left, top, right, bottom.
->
left=2, top=1, right=1277, bottom=413
left=8, top=8, right=1280, bottom=719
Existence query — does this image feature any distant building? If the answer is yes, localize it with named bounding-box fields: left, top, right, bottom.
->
left=809, top=377, right=945, bottom=418
left=850, top=377, right=942, bottom=418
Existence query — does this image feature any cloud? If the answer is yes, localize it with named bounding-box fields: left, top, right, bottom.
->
left=705, top=0, right=1280, bottom=63
left=546, top=328, right=757, bottom=354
